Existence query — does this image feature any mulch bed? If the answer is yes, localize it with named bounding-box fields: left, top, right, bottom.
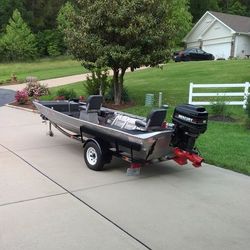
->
left=9, top=100, right=135, bottom=111
left=103, top=101, right=135, bottom=110
left=10, top=100, right=36, bottom=110
left=209, top=115, right=236, bottom=122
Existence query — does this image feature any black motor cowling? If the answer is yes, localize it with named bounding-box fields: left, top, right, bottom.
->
left=171, top=104, right=208, bottom=152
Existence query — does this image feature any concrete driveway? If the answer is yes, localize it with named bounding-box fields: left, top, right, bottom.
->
left=0, top=89, right=16, bottom=106
left=0, top=106, right=250, bottom=250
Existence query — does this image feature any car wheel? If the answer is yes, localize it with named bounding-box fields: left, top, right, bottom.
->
left=174, top=57, right=180, bottom=62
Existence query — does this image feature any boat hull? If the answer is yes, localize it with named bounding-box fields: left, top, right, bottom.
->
left=34, top=101, right=174, bottom=161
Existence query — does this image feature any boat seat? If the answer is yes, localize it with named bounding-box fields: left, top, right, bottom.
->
left=135, top=109, right=166, bottom=131
left=79, top=95, right=103, bottom=123
left=98, top=110, right=115, bottom=125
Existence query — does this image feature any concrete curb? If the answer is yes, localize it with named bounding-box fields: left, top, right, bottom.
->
left=5, top=104, right=39, bottom=113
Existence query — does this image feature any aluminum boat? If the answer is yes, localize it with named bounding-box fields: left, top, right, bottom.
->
left=33, top=95, right=208, bottom=171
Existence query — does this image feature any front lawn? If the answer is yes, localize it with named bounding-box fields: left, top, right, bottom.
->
left=198, top=122, right=250, bottom=175
left=0, top=56, right=87, bottom=84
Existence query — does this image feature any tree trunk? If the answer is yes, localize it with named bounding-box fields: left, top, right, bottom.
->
left=113, top=69, right=120, bottom=105
left=113, top=68, right=126, bottom=105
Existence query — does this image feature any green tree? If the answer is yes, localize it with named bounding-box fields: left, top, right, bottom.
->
left=241, top=0, right=250, bottom=14
left=0, top=9, right=37, bottom=61
left=0, top=0, right=25, bottom=32
left=57, top=1, right=75, bottom=33
left=36, top=29, right=65, bottom=57
left=65, top=0, right=191, bottom=105
left=23, top=0, right=67, bottom=32
left=190, top=0, right=220, bottom=22
left=57, top=1, right=75, bottom=53
left=169, top=0, right=192, bottom=46
left=227, top=0, right=247, bottom=15
left=189, top=0, right=250, bottom=21
left=217, top=1, right=249, bottom=16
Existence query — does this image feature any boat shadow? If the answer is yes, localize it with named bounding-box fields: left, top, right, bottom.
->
left=105, top=157, right=193, bottom=177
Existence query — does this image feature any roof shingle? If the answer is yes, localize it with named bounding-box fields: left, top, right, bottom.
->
left=210, top=11, right=250, bottom=33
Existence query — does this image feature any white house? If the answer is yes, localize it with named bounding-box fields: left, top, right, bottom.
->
left=183, top=11, right=250, bottom=59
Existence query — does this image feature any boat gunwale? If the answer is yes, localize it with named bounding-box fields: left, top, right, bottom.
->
left=34, top=101, right=174, bottom=140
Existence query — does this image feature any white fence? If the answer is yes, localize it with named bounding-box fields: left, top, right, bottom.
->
left=189, top=82, right=250, bottom=108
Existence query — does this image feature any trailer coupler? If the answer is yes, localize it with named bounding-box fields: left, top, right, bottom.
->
left=173, top=147, right=203, bottom=168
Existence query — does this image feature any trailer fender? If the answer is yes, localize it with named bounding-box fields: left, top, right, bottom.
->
left=83, top=138, right=102, bottom=151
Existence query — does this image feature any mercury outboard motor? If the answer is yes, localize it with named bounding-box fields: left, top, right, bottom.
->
left=171, top=104, right=208, bottom=153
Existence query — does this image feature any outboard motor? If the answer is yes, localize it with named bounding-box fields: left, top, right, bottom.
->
left=171, top=104, right=208, bottom=153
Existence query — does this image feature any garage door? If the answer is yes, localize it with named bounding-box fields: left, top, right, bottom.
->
left=203, top=42, right=231, bottom=59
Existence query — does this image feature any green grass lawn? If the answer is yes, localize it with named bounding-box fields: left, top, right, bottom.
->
left=40, top=59, right=250, bottom=175
left=125, top=60, right=250, bottom=106
left=0, top=56, right=87, bottom=84
left=197, top=122, right=250, bottom=175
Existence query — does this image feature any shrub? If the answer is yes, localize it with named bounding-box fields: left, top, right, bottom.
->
left=85, top=78, right=99, bottom=96
left=15, top=89, right=29, bottom=104
left=105, top=85, right=130, bottom=103
left=210, top=97, right=231, bottom=119
left=245, top=95, right=250, bottom=129
left=84, top=68, right=111, bottom=97
left=245, top=117, right=250, bottom=129
left=56, top=88, right=77, bottom=100
left=211, top=100, right=227, bottom=116
left=25, top=81, right=49, bottom=98
left=246, top=95, right=250, bottom=118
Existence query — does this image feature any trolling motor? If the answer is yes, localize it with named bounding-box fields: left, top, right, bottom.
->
left=171, top=104, right=208, bottom=167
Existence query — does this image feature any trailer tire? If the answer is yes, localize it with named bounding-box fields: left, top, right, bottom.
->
left=84, top=141, right=105, bottom=171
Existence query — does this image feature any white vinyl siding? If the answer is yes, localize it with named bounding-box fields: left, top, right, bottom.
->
left=202, top=20, right=232, bottom=40
left=235, top=35, right=250, bottom=58
left=186, top=15, right=214, bottom=42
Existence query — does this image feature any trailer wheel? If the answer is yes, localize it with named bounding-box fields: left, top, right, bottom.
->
left=84, top=141, right=105, bottom=171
